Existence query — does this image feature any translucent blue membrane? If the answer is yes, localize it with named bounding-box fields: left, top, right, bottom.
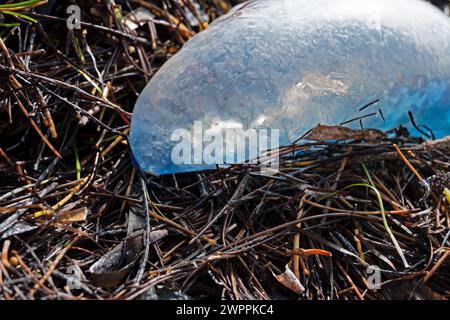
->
left=130, top=0, right=450, bottom=175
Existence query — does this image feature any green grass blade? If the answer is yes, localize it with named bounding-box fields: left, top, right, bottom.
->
left=0, top=0, right=45, bottom=9
left=361, top=163, right=410, bottom=268
left=2, top=10, right=37, bottom=23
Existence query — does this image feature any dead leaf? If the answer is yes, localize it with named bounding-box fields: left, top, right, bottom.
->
left=55, top=207, right=89, bottom=225
left=88, top=229, right=167, bottom=288
left=272, top=264, right=305, bottom=294
left=304, top=124, right=384, bottom=141
left=124, top=7, right=155, bottom=31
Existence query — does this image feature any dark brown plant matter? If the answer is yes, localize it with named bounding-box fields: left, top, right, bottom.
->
left=0, top=0, right=449, bottom=300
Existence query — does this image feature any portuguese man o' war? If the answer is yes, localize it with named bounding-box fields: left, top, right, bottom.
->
left=130, top=0, right=450, bottom=175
